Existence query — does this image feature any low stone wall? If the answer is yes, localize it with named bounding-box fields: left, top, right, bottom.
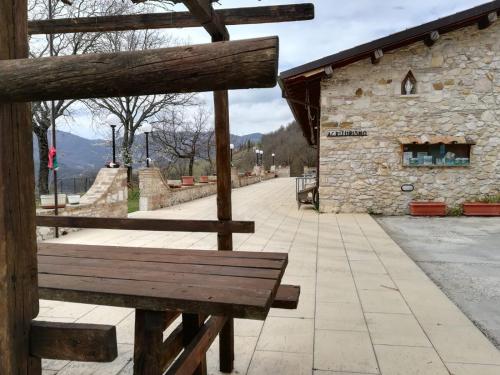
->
left=37, top=168, right=128, bottom=240
left=140, top=168, right=277, bottom=211
left=139, top=168, right=217, bottom=211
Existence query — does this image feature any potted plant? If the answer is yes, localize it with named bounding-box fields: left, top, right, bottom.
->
left=40, top=194, right=67, bottom=209
left=181, top=176, right=194, bottom=186
left=199, top=176, right=209, bottom=183
left=409, top=201, right=447, bottom=216
left=463, top=194, right=500, bottom=216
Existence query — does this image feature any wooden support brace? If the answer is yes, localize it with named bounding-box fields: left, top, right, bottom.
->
left=30, top=321, right=117, bottom=362
left=166, top=316, right=227, bottom=375
left=36, top=216, right=255, bottom=234
left=182, top=313, right=207, bottom=375
left=28, top=4, right=315, bottom=35
left=0, top=37, right=278, bottom=103
left=182, top=0, right=229, bottom=40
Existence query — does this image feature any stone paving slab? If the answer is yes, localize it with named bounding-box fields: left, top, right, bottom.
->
left=39, top=178, right=500, bottom=374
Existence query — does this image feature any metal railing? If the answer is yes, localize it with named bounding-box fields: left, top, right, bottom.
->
left=36, top=175, right=96, bottom=198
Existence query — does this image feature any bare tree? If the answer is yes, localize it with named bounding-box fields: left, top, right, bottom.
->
left=28, top=0, right=136, bottom=193
left=152, top=106, right=214, bottom=177
left=85, top=29, right=194, bottom=183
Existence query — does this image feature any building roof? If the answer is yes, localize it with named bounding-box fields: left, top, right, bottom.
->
left=279, top=1, right=500, bottom=145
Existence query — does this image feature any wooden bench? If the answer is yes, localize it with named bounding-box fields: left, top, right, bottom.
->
left=37, top=242, right=300, bottom=374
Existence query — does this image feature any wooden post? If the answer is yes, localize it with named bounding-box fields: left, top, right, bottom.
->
left=0, top=0, right=40, bottom=373
left=133, top=309, right=166, bottom=374
left=214, top=89, right=234, bottom=373
left=182, top=314, right=207, bottom=375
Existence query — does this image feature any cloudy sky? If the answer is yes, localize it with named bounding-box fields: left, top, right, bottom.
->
left=61, top=0, right=491, bottom=139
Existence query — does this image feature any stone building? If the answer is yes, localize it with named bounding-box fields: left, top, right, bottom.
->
left=279, top=2, right=500, bottom=214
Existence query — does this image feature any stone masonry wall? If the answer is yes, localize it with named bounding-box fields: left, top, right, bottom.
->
left=139, top=167, right=277, bottom=211
left=319, top=22, right=500, bottom=214
left=139, top=168, right=217, bottom=211
left=37, top=167, right=128, bottom=240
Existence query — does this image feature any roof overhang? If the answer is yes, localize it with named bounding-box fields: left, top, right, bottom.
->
left=279, top=1, right=500, bottom=146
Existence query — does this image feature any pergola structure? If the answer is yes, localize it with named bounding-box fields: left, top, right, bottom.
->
left=0, top=1, right=313, bottom=374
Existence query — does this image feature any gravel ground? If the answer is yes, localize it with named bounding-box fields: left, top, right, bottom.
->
left=376, top=216, right=500, bottom=348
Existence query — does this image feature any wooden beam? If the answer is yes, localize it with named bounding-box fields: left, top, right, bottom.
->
left=0, top=37, right=278, bottom=102
left=166, top=316, right=227, bottom=375
left=161, top=323, right=184, bottom=372
left=272, top=285, right=301, bottom=309
left=30, top=321, right=117, bottom=362
left=133, top=310, right=172, bottom=374
left=371, top=48, right=383, bottom=64
left=28, top=4, right=315, bottom=35
left=0, top=0, right=40, bottom=372
left=478, top=11, right=498, bottom=29
left=182, top=0, right=229, bottom=40
left=424, top=30, right=440, bottom=47
left=182, top=314, right=207, bottom=375
left=36, top=216, right=255, bottom=234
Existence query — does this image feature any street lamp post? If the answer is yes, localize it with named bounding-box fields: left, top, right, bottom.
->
left=272, top=152, right=275, bottom=166
left=143, top=123, right=152, bottom=168
left=110, top=125, right=117, bottom=165
left=255, top=149, right=259, bottom=165
left=230, top=143, right=234, bottom=163
left=260, top=150, right=264, bottom=167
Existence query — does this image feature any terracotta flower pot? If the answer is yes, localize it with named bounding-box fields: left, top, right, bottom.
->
left=409, top=202, right=446, bottom=216
left=463, top=203, right=500, bottom=216
left=181, top=176, right=194, bottom=186
left=199, top=176, right=209, bottom=183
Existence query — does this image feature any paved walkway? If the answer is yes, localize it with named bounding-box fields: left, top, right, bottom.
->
left=40, top=178, right=500, bottom=374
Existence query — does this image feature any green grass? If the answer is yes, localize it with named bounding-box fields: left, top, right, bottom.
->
left=128, top=187, right=140, bottom=213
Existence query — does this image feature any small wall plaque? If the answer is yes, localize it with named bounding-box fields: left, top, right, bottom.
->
left=401, top=184, right=414, bottom=192
left=327, top=130, right=367, bottom=137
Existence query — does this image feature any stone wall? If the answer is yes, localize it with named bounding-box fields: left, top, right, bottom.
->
left=319, top=22, right=500, bottom=214
left=37, top=167, right=128, bottom=240
left=139, top=168, right=217, bottom=211
left=139, top=167, right=277, bottom=211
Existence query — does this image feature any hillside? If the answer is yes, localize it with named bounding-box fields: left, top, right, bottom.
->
left=232, top=122, right=316, bottom=176
left=33, top=130, right=264, bottom=180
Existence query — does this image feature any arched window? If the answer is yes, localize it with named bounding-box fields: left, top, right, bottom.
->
left=401, top=71, right=417, bottom=95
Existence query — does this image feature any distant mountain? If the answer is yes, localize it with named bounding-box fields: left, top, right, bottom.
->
left=231, top=133, right=263, bottom=146
left=33, top=130, right=263, bottom=179
left=33, top=130, right=110, bottom=179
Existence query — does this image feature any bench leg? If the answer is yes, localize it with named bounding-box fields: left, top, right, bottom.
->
left=133, top=309, right=166, bottom=375
left=219, top=318, right=234, bottom=373
left=182, top=313, right=207, bottom=375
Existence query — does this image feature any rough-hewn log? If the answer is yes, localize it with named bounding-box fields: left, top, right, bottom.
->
left=28, top=4, right=314, bottom=35
left=30, top=321, right=117, bottom=362
left=182, top=0, right=229, bottom=40
left=0, top=37, right=278, bottom=103
left=36, top=215, right=255, bottom=234
left=0, top=0, right=40, bottom=372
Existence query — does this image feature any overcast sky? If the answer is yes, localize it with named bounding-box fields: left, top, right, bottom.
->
left=61, top=0, right=491, bottom=139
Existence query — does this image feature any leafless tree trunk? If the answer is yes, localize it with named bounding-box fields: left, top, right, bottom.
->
left=28, top=0, right=137, bottom=192
left=85, top=29, right=194, bottom=183
left=152, top=106, right=213, bottom=177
